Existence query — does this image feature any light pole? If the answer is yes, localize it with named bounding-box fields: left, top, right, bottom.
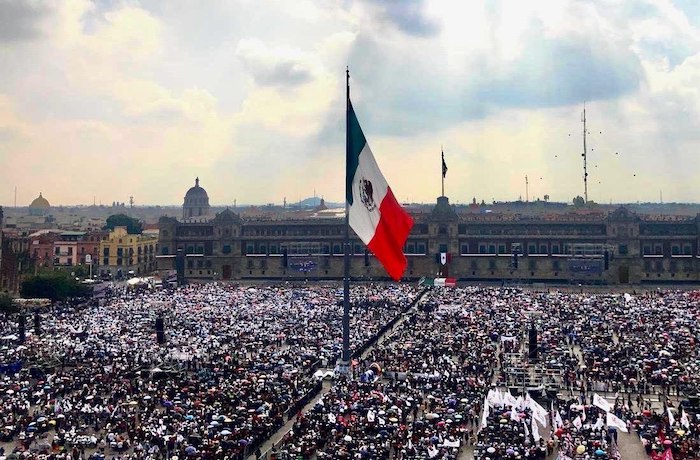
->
left=85, top=254, right=92, bottom=280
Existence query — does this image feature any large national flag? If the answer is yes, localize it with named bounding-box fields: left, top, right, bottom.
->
left=347, top=100, right=413, bottom=280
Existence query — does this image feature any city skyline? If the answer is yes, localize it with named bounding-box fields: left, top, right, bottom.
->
left=2, top=0, right=700, bottom=206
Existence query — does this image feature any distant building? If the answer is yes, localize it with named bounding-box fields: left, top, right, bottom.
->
left=158, top=181, right=700, bottom=285
left=28, top=230, right=62, bottom=269
left=183, top=177, right=210, bottom=222
left=29, top=193, right=51, bottom=217
left=1, top=226, right=30, bottom=294
left=99, top=226, right=158, bottom=278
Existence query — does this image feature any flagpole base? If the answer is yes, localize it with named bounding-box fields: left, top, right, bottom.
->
left=335, top=359, right=352, bottom=376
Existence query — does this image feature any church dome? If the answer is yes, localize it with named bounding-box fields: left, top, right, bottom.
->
left=183, top=177, right=211, bottom=220
left=30, top=192, right=50, bottom=209
left=185, top=177, right=209, bottom=203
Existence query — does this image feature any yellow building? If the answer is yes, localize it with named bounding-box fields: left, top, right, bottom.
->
left=99, top=226, right=158, bottom=278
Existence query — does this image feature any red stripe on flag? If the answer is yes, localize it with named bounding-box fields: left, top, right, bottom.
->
left=367, top=187, right=414, bottom=281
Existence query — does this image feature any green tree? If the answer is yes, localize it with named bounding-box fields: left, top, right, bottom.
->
left=74, top=265, right=89, bottom=279
left=20, top=272, right=90, bottom=301
left=104, top=214, right=143, bottom=234
left=0, top=292, right=18, bottom=315
left=573, top=196, right=585, bottom=207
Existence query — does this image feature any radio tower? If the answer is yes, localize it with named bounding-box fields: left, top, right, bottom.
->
left=582, top=103, right=588, bottom=203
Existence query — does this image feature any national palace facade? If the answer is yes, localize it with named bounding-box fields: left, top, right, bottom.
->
left=156, top=180, right=700, bottom=285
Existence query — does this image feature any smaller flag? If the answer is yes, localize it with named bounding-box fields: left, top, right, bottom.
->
left=593, top=393, right=612, bottom=413
left=531, top=416, right=541, bottom=442
left=572, top=416, right=582, bottom=429
left=606, top=412, right=629, bottom=433
left=593, top=415, right=605, bottom=430
left=680, top=407, right=690, bottom=429
left=668, top=407, right=676, bottom=427
left=481, top=401, right=490, bottom=428
left=555, top=411, right=564, bottom=429
left=442, top=149, right=448, bottom=178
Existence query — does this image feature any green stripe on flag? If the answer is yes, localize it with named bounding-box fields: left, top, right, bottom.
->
left=346, top=101, right=367, bottom=205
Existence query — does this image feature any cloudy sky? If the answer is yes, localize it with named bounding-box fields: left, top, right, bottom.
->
left=1, top=0, right=700, bottom=206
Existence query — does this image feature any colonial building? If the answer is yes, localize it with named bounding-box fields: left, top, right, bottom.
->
left=99, top=227, right=158, bottom=278
left=157, top=182, right=700, bottom=285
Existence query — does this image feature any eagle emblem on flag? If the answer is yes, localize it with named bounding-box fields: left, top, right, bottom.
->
left=359, top=178, right=377, bottom=211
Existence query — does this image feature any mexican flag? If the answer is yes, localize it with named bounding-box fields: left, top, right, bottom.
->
left=418, top=277, right=457, bottom=287
left=347, top=99, right=413, bottom=280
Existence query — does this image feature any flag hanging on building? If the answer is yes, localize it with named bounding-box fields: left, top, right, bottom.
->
left=442, top=149, right=448, bottom=178
left=347, top=99, right=414, bottom=281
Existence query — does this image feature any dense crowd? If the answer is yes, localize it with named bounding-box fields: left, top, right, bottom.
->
left=0, top=283, right=419, bottom=460
left=272, top=287, right=700, bottom=460
left=2, top=285, right=700, bottom=460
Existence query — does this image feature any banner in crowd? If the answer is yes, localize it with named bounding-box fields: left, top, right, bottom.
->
left=593, top=393, right=612, bottom=413
left=419, top=277, right=457, bottom=287
left=606, top=412, right=629, bottom=433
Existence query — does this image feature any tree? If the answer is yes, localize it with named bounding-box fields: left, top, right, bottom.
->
left=0, top=292, right=18, bottom=315
left=573, top=196, right=585, bottom=207
left=20, top=272, right=90, bottom=301
left=104, top=214, right=143, bottom=234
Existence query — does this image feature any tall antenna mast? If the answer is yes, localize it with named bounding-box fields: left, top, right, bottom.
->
left=14, top=186, right=17, bottom=208
left=525, top=175, right=529, bottom=202
left=582, top=103, right=588, bottom=203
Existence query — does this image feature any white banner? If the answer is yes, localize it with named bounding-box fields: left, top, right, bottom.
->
left=572, top=416, right=582, bottom=429
left=527, top=395, right=548, bottom=426
left=531, top=416, right=541, bottom=442
left=593, top=394, right=612, bottom=413
left=607, top=412, right=629, bottom=433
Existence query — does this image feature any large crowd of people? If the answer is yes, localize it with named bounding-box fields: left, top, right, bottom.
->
left=1, top=284, right=700, bottom=460
left=0, top=283, right=419, bottom=460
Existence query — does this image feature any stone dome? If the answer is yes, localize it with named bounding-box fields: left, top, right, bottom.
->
left=30, top=192, right=50, bottom=209
left=183, top=177, right=211, bottom=220
left=29, top=192, right=51, bottom=217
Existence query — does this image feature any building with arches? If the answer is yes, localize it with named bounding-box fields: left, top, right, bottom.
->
left=157, top=181, right=700, bottom=284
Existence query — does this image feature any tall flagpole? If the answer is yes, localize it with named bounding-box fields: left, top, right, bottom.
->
left=342, top=67, right=351, bottom=367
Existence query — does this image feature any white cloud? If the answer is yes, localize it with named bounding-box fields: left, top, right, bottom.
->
left=1, top=0, right=700, bottom=206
